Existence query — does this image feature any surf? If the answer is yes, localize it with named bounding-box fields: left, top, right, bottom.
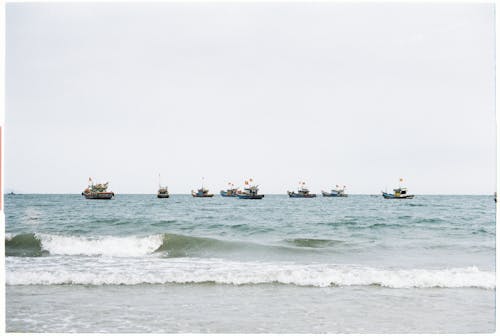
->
left=5, top=232, right=346, bottom=258
left=6, top=257, right=495, bottom=289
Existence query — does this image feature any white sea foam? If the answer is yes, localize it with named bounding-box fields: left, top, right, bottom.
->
left=35, top=233, right=164, bottom=257
left=5, top=257, right=495, bottom=289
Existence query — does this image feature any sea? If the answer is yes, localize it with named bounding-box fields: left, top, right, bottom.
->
left=4, top=194, right=496, bottom=333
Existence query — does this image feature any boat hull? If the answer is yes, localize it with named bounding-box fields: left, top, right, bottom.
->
left=321, top=191, right=347, bottom=197
left=288, top=192, right=317, bottom=198
left=382, top=192, right=414, bottom=199
left=237, top=194, right=264, bottom=199
left=220, top=191, right=238, bottom=197
left=192, top=193, right=214, bottom=197
left=82, top=192, right=114, bottom=200
left=157, top=194, right=170, bottom=198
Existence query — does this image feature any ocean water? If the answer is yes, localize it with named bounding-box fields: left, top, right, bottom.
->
left=5, top=194, right=496, bottom=333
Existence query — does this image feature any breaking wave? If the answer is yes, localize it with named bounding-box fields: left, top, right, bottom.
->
left=6, top=233, right=164, bottom=257
left=5, top=233, right=347, bottom=258
left=5, top=234, right=495, bottom=289
left=5, top=233, right=45, bottom=257
left=5, top=258, right=494, bottom=289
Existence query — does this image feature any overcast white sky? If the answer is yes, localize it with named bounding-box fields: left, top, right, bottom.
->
left=5, top=2, right=496, bottom=194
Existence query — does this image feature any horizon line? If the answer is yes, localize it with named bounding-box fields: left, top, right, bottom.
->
left=3, top=193, right=496, bottom=196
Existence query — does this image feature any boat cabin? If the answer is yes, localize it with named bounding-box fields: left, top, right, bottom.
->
left=393, top=188, right=408, bottom=197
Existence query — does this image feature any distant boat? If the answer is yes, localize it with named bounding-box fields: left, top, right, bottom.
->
left=157, top=174, right=169, bottom=198
left=382, top=179, right=414, bottom=199
left=382, top=188, right=414, bottom=199
left=322, top=185, right=348, bottom=197
left=82, top=178, right=114, bottom=200
left=220, top=182, right=239, bottom=197
left=8, top=192, right=15, bottom=195
left=192, top=177, right=214, bottom=197
left=237, top=178, right=264, bottom=199
left=157, top=186, right=169, bottom=198
left=192, top=188, right=214, bottom=197
left=288, top=182, right=316, bottom=198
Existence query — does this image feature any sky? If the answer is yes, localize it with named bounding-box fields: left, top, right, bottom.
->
left=4, top=2, right=496, bottom=194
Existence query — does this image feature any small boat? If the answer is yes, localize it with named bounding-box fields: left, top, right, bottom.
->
left=288, top=182, right=316, bottom=198
left=157, top=174, right=169, bottom=198
left=382, top=188, right=414, bottom=199
left=192, top=188, right=214, bottom=197
left=82, top=178, right=115, bottom=200
left=322, top=185, right=348, bottom=197
left=192, top=178, right=214, bottom=197
left=220, top=182, right=239, bottom=197
left=157, top=186, right=169, bottom=198
left=382, top=179, right=414, bottom=199
left=237, top=179, right=264, bottom=199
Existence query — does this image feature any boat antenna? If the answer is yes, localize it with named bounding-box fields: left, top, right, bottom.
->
left=158, top=173, right=161, bottom=188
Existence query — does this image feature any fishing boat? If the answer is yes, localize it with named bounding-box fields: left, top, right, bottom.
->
left=322, top=185, right=348, bottom=197
left=192, top=178, right=214, bottom=197
left=220, top=182, right=239, bottom=197
left=157, top=174, right=169, bottom=198
left=382, top=178, right=414, bottom=199
left=192, top=188, right=214, bottom=197
left=288, top=182, right=317, bottom=198
left=157, top=186, right=169, bottom=198
left=237, top=179, right=264, bottom=199
left=82, top=178, right=115, bottom=200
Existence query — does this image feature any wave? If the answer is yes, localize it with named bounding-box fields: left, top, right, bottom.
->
left=155, top=233, right=246, bottom=257
left=6, top=233, right=344, bottom=258
left=6, top=233, right=164, bottom=257
left=415, top=218, right=445, bottom=224
left=5, top=233, right=45, bottom=257
left=367, top=223, right=404, bottom=229
left=5, top=258, right=494, bottom=289
left=284, top=238, right=344, bottom=248
left=472, top=228, right=495, bottom=236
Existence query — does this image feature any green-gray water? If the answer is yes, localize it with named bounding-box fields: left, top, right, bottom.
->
left=5, top=194, right=496, bottom=332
